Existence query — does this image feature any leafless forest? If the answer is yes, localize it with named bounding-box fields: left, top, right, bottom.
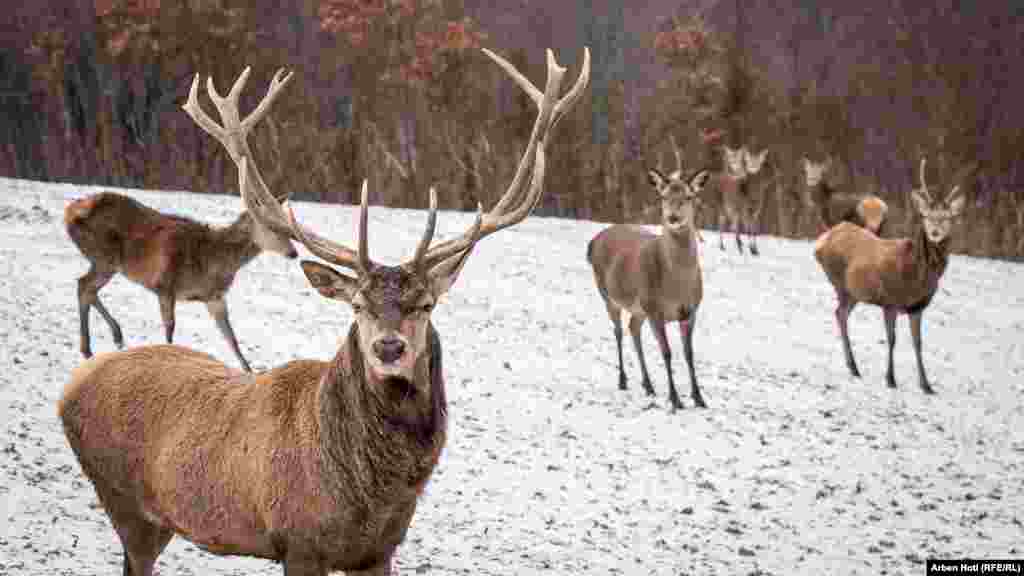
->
left=2, top=1, right=1022, bottom=258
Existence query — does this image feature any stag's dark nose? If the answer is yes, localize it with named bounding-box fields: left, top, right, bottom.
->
left=285, top=247, right=299, bottom=259
left=373, top=337, right=406, bottom=364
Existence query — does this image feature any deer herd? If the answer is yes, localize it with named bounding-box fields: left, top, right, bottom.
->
left=54, top=44, right=972, bottom=576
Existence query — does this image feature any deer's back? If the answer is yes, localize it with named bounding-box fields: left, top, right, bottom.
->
left=814, top=222, right=921, bottom=306
left=65, top=192, right=212, bottom=290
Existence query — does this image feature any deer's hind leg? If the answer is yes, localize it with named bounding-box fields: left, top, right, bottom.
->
left=77, top=263, right=123, bottom=358
left=746, top=205, right=761, bottom=256
left=835, top=291, right=861, bottom=378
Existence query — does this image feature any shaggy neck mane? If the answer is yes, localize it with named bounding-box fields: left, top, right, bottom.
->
left=908, top=220, right=950, bottom=291
left=206, top=213, right=263, bottom=270
left=317, top=324, right=447, bottom=502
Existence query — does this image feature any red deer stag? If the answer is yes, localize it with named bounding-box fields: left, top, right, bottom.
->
left=802, top=155, right=888, bottom=236
left=587, top=163, right=712, bottom=411
left=58, top=47, right=589, bottom=576
left=814, top=156, right=967, bottom=394
left=64, top=126, right=298, bottom=372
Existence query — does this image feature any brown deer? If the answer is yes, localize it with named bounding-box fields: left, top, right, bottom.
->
left=802, top=155, right=888, bottom=236
left=58, top=46, right=589, bottom=576
left=814, top=156, right=967, bottom=394
left=587, top=164, right=712, bottom=411
left=707, top=144, right=767, bottom=256
left=64, top=153, right=298, bottom=372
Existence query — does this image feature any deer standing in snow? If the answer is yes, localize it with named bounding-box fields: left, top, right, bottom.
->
left=587, top=162, right=712, bottom=411
left=814, top=156, right=968, bottom=393
left=65, top=185, right=297, bottom=371
left=802, top=155, right=888, bottom=236
left=706, top=144, right=768, bottom=255
left=59, top=46, right=589, bottom=576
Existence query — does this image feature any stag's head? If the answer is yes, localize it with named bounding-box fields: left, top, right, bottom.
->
left=802, top=156, right=832, bottom=188
left=648, top=168, right=712, bottom=237
left=293, top=182, right=478, bottom=388
left=911, top=156, right=966, bottom=245
left=231, top=46, right=589, bottom=390
left=744, top=148, right=768, bottom=175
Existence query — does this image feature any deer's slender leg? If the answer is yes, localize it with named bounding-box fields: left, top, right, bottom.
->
left=909, top=311, right=935, bottom=394
left=835, top=292, right=860, bottom=377
left=207, top=299, right=253, bottom=372
left=883, top=307, right=898, bottom=388
left=734, top=217, right=745, bottom=253
left=627, top=313, right=653, bottom=395
left=158, top=292, right=176, bottom=344
left=718, top=211, right=728, bottom=251
left=747, top=211, right=760, bottom=256
left=680, top=308, right=705, bottom=408
left=77, top=264, right=122, bottom=358
left=650, top=315, right=682, bottom=411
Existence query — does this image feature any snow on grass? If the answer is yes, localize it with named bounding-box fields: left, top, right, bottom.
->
left=0, top=176, right=1021, bottom=575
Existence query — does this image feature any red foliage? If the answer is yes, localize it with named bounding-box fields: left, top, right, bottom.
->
left=654, top=16, right=720, bottom=71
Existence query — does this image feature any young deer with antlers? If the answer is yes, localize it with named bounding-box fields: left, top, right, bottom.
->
left=588, top=164, right=712, bottom=411
left=803, top=156, right=888, bottom=236
left=707, top=145, right=768, bottom=256
left=814, top=156, right=967, bottom=394
left=59, top=47, right=588, bottom=576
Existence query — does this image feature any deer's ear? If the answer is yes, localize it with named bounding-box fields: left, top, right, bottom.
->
left=910, top=189, right=931, bottom=215
left=300, top=260, right=358, bottom=302
left=947, top=185, right=966, bottom=216
left=647, top=169, right=667, bottom=190
left=689, top=169, right=712, bottom=192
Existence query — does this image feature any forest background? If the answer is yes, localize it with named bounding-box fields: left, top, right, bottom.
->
left=2, top=0, right=1022, bottom=258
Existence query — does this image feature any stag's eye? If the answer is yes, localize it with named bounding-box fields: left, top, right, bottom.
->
left=421, top=303, right=434, bottom=313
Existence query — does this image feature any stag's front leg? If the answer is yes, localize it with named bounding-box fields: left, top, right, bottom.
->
left=835, top=292, right=860, bottom=377
left=627, top=314, right=654, bottom=395
left=158, top=292, right=176, bottom=344
left=909, top=311, right=935, bottom=394
left=207, top=299, right=253, bottom=372
left=77, top=265, right=122, bottom=357
left=680, top=307, right=706, bottom=409
left=718, top=212, right=729, bottom=251
left=734, top=218, right=745, bottom=254
left=747, top=212, right=760, bottom=256
left=883, top=307, right=898, bottom=388
left=651, top=316, right=682, bottom=411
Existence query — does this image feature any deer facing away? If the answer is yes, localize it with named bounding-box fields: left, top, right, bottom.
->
left=65, top=186, right=298, bottom=372
left=802, top=155, right=888, bottom=236
left=59, top=47, right=589, bottom=576
left=588, top=165, right=712, bottom=411
left=707, top=144, right=768, bottom=256
left=814, top=156, right=966, bottom=393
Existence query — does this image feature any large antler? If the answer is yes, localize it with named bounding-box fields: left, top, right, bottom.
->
left=410, top=47, right=590, bottom=271
left=917, top=156, right=932, bottom=201
left=183, top=67, right=369, bottom=272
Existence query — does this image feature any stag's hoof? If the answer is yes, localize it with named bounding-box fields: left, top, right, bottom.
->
left=750, top=246, right=760, bottom=256
left=847, top=363, right=861, bottom=378
left=693, top=396, right=708, bottom=409
left=80, top=349, right=93, bottom=359
left=886, top=375, right=897, bottom=389
left=642, top=382, right=656, bottom=397
left=618, top=373, right=628, bottom=391
left=920, top=382, right=936, bottom=395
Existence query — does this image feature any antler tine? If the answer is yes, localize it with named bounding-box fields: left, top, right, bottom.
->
left=412, top=187, right=439, bottom=270
left=918, top=156, right=932, bottom=199
left=356, top=180, right=371, bottom=273
left=242, top=68, right=294, bottom=132
left=414, top=47, right=588, bottom=270
left=670, top=133, right=683, bottom=175
left=182, top=74, right=226, bottom=143
left=281, top=185, right=366, bottom=273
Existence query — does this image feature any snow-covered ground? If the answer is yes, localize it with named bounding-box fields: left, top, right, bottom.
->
left=0, top=176, right=1021, bottom=575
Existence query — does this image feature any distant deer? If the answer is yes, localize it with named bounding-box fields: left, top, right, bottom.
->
left=59, top=47, right=589, bottom=576
left=65, top=184, right=298, bottom=372
left=707, top=145, right=768, bottom=256
left=587, top=164, right=712, bottom=411
left=802, top=156, right=888, bottom=236
left=814, top=156, right=967, bottom=393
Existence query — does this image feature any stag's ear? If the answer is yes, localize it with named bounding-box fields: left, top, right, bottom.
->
left=947, top=185, right=966, bottom=216
left=689, top=169, right=712, bottom=192
left=428, top=249, right=473, bottom=298
left=300, top=260, right=358, bottom=302
left=910, top=189, right=931, bottom=215
left=647, top=168, right=667, bottom=191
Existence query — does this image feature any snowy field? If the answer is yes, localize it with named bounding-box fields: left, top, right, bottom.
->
left=0, top=176, right=1022, bottom=575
